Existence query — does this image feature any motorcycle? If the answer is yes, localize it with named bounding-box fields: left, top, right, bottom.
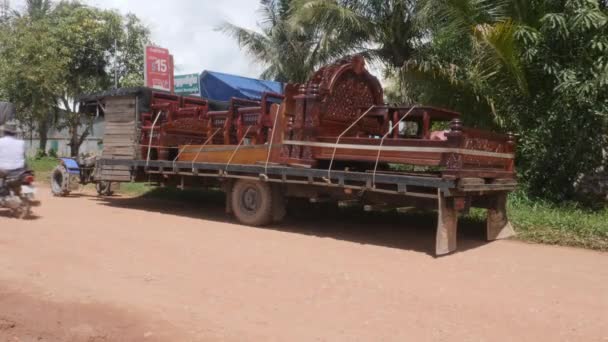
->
left=0, top=169, right=38, bottom=219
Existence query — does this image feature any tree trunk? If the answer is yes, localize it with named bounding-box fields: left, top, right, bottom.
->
left=38, top=119, right=48, bottom=153
left=70, top=124, right=79, bottom=157
left=69, top=121, right=90, bottom=157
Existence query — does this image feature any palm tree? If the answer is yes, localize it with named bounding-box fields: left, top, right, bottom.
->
left=416, top=0, right=536, bottom=94
left=290, top=0, right=423, bottom=71
left=220, top=0, right=349, bottom=83
left=25, top=0, right=51, bottom=20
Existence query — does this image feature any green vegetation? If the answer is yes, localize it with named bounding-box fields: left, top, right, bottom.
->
left=219, top=0, right=350, bottom=83
left=224, top=0, right=608, bottom=202
left=4, top=0, right=608, bottom=252
left=0, top=0, right=150, bottom=156
left=508, top=199, right=608, bottom=251
left=27, top=156, right=58, bottom=182
left=117, top=182, right=152, bottom=196
left=467, top=192, right=608, bottom=251
left=219, top=0, right=608, bottom=250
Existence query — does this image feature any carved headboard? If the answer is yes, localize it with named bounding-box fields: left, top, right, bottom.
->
left=305, top=55, right=384, bottom=126
left=283, top=56, right=385, bottom=165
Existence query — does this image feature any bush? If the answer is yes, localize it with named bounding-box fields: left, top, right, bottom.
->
left=35, top=148, right=47, bottom=159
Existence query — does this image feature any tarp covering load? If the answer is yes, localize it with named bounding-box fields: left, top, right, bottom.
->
left=0, top=102, right=16, bottom=126
left=200, top=71, right=284, bottom=102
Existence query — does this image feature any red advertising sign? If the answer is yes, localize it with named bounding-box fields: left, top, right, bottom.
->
left=144, top=46, right=174, bottom=92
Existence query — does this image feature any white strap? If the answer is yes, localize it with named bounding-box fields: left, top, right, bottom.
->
left=327, top=106, right=377, bottom=182
left=372, top=106, right=417, bottom=188
left=224, top=125, right=253, bottom=173
left=145, top=110, right=163, bottom=168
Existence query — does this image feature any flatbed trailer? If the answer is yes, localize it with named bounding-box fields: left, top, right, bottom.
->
left=60, top=57, right=519, bottom=256
left=92, top=157, right=517, bottom=256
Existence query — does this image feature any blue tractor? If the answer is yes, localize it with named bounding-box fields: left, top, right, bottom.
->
left=51, top=157, right=114, bottom=196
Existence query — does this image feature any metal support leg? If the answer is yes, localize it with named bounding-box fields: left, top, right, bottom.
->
left=487, top=193, right=516, bottom=241
left=223, top=181, right=234, bottom=215
left=436, top=190, right=458, bottom=256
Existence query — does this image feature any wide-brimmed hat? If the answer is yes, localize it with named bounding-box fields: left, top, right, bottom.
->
left=2, top=123, right=17, bottom=135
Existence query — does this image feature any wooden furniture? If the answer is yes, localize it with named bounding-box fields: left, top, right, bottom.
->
left=178, top=100, right=285, bottom=165
left=277, top=57, right=516, bottom=180
left=99, top=56, right=516, bottom=180
left=79, top=79, right=518, bottom=256
left=282, top=55, right=384, bottom=166
left=206, top=98, right=261, bottom=146
left=139, top=92, right=210, bottom=161
left=236, top=92, right=285, bottom=144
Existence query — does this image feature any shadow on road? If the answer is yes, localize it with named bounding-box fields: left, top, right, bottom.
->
left=92, top=189, right=488, bottom=257
left=0, top=210, right=41, bottom=221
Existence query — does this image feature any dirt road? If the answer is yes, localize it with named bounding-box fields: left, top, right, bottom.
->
left=0, top=189, right=607, bottom=341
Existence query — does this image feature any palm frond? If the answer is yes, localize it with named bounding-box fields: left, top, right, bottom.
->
left=218, top=22, right=273, bottom=64
left=421, top=0, right=509, bottom=35
left=473, top=20, right=528, bottom=93
left=290, top=0, right=372, bottom=38
left=258, top=0, right=280, bottom=29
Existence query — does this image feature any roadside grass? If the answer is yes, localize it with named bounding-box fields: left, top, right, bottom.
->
left=25, top=156, right=608, bottom=251
left=118, top=182, right=154, bottom=196
left=464, top=192, right=608, bottom=251
left=27, top=156, right=58, bottom=183
left=508, top=194, right=607, bottom=251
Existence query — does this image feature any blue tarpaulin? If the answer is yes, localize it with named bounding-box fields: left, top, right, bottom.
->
left=199, top=71, right=284, bottom=102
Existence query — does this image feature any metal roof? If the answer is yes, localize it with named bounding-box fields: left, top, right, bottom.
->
left=200, top=71, right=284, bottom=102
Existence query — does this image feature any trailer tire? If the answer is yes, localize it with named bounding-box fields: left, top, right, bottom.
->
left=231, top=179, right=274, bottom=226
left=50, top=165, right=70, bottom=197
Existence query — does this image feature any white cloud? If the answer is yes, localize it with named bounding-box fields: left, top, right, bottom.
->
left=11, top=0, right=266, bottom=78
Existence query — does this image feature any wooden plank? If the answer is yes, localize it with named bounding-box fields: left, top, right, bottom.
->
left=178, top=144, right=271, bottom=165
left=103, top=142, right=134, bottom=147
left=103, top=149, right=135, bottom=153
left=103, top=145, right=134, bottom=149
left=102, top=151, right=134, bottom=156
left=104, top=138, right=134, bottom=142
left=106, top=116, right=136, bottom=123
left=103, top=146, right=134, bottom=150
left=100, top=172, right=131, bottom=177
left=104, top=136, right=134, bottom=140
left=101, top=172, right=131, bottom=177
left=99, top=175, right=131, bottom=182
left=102, top=154, right=134, bottom=159
left=104, top=126, right=135, bottom=132
left=104, top=134, right=135, bottom=139
left=101, top=165, right=131, bottom=171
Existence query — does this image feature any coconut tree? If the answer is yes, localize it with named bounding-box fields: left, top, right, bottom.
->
left=411, top=0, right=608, bottom=200
left=290, top=0, right=422, bottom=71
left=220, top=0, right=351, bottom=83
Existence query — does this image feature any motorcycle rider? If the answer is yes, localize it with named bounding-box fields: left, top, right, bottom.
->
left=0, top=123, right=26, bottom=182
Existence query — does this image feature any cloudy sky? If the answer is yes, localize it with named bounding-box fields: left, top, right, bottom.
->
left=12, top=0, right=266, bottom=77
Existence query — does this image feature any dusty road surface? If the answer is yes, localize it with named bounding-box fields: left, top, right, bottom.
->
left=0, top=188, right=607, bottom=341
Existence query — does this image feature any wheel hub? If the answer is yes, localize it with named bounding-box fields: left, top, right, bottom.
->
left=242, top=187, right=259, bottom=212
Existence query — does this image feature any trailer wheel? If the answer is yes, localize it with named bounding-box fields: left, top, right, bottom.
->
left=231, top=179, right=274, bottom=226
left=96, top=182, right=114, bottom=196
left=50, top=165, right=70, bottom=197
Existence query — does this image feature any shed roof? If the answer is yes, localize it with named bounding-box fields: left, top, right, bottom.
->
left=200, top=71, right=284, bottom=102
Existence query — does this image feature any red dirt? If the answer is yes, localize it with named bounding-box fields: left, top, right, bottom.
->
left=0, top=188, right=607, bottom=341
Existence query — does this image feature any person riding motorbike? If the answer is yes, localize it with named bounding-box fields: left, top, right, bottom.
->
left=0, top=123, right=26, bottom=189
